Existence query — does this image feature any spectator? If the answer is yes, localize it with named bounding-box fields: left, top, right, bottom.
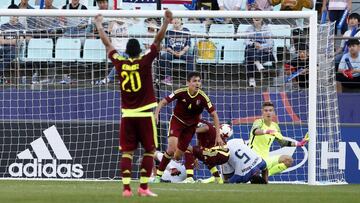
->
left=271, top=0, right=313, bottom=10
left=18, top=0, right=36, bottom=30
left=206, top=0, right=243, bottom=33
left=336, top=39, right=360, bottom=92
left=286, top=44, right=309, bottom=89
left=35, top=0, right=60, bottom=32
left=244, top=18, right=274, bottom=87
left=247, top=0, right=273, bottom=11
left=322, top=0, right=352, bottom=35
left=335, top=12, right=360, bottom=70
left=90, top=0, right=131, bottom=86
left=160, top=18, right=193, bottom=86
left=0, top=5, right=26, bottom=71
left=62, top=0, right=88, bottom=37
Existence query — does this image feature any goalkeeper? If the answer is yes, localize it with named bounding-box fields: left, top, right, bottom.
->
left=248, top=102, right=308, bottom=176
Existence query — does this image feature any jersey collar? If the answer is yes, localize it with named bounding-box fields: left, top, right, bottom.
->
left=187, top=88, right=199, bottom=98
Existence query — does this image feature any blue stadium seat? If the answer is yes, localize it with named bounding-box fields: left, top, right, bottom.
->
left=184, top=23, right=206, bottom=34
left=128, top=20, right=147, bottom=36
left=55, top=38, right=81, bottom=61
left=268, top=24, right=291, bottom=49
left=82, top=39, right=106, bottom=62
left=26, top=38, right=53, bottom=61
left=214, top=39, right=245, bottom=64
left=209, top=24, right=235, bottom=35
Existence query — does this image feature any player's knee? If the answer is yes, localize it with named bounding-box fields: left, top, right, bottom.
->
left=280, top=156, right=293, bottom=167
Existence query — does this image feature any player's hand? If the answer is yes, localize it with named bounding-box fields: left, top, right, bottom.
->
left=93, top=14, right=104, bottom=26
left=215, top=134, right=225, bottom=146
left=296, top=132, right=309, bottom=147
left=264, top=129, right=277, bottom=135
left=164, top=10, right=173, bottom=24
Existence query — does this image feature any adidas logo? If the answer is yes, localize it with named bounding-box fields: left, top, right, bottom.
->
left=8, top=125, right=84, bottom=178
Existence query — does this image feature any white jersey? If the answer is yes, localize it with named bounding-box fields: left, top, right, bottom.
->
left=222, top=139, right=263, bottom=177
left=154, top=152, right=186, bottom=183
left=110, top=20, right=129, bottom=52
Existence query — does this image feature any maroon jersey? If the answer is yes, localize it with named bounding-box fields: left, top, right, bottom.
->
left=197, top=120, right=217, bottom=149
left=108, top=44, right=158, bottom=111
left=165, top=88, right=215, bottom=126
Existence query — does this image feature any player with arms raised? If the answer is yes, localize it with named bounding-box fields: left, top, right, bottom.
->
left=249, top=102, right=308, bottom=176
left=94, top=10, right=173, bottom=197
left=154, top=72, right=224, bottom=183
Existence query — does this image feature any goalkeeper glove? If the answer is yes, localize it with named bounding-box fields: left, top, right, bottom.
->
left=296, top=133, right=309, bottom=147
left=342, top=69, right=354, bottom=79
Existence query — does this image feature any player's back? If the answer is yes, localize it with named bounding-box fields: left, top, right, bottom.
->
left=227, top=139, right=263, bottom=177
left=108, top=44, right=158, bottom=110
left=197, top=120, right=216, bottom=148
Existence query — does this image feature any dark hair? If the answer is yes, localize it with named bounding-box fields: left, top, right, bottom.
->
left=262, top=101, right=274, bottom=109
left=250, top=175, right=267, bottom=184
left=8, top=4, right=19, bottom=9
left=125, top=39, right=142, bottom=58
left=96, top=0, right=108, bottom=2
left=347, top=39, right=360, bottom=46
left=298, top=44, right=309, bottom=51
left=349, top=13, right=360, bottom=21
left=187, top=72, right=201, bottom=82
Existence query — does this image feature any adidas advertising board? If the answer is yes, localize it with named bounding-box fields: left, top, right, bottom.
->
left=8, top=126, right=84, bottom=178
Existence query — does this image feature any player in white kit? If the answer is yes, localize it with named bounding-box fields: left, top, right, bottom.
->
left=222, top=139, right=268, bottom=184
left=150, top=151, right=186, bottom=183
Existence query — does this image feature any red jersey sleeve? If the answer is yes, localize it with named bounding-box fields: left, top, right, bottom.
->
left=143, top=43, right=159, bottom=63
left=165, top=91, right=178, bottom=103
left=108, top=49, right=123, bottom=72
left=200, top=91, right=215, bottom=114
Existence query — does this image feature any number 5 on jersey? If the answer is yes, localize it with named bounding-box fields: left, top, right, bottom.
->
left=121, top=71, right=142, bottom=92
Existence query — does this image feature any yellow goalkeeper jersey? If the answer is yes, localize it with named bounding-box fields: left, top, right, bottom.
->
left=248, top=119, right=283, bottom=159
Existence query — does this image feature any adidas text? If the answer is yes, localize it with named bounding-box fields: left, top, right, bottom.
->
left=9, top=159, right=84, bottom=178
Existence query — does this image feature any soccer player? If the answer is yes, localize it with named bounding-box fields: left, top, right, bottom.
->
left=154, top=72, right=225, bottom=183
left=222, top=138, right=268, bottom=184
left=150, top=151, right=187, bottom=183
left=185, top=120, right=233, bottom=184
left=249, top=101, right=308, bottom=176
left=94, top=10, right=173, bottom=197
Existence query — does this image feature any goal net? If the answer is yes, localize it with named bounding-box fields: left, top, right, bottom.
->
left=0, top=9, right=345, bottom=184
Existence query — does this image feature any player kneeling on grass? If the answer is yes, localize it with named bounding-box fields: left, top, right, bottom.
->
left=184, top=121, right=233, bottom=184
left=249, top=102, right=309, bottom=176
left=222, top=138, right=268, bottom=184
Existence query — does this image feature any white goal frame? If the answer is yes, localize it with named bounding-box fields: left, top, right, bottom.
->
left=0, top=9, right=318, bottom=185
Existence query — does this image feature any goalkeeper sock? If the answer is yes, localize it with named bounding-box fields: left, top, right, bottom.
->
left=157, top=152, right=172, bottom=177
left=139, top=152, right=154, bottom=190
left=121, top=153, right=133, bottom=191
left=269, top=163, right=288, bottom=176
left=184, top=151, right=195, bottom=178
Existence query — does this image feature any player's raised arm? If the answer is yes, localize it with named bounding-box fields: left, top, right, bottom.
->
left=153, top=10, right=173, bottom=51
left=210, top=111, right=224, bottom=146
left=93, top=14, right=115, bottom=54
left=154, top=98, right=169, bottom=124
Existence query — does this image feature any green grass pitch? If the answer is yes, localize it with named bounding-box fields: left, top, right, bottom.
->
left=0, top=180, right=359, bottom=203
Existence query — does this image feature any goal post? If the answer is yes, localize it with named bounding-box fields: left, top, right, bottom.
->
left=0, top=9, right=345, bottom=184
